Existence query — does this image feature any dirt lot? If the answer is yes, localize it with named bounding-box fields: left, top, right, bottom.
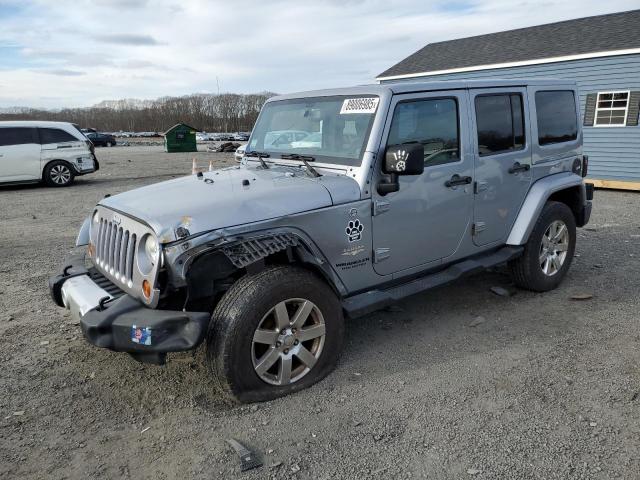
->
left=1, top=145, right=639, bottom=479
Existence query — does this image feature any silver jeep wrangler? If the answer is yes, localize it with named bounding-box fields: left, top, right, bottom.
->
left=50, top=79, right=593, bottom=403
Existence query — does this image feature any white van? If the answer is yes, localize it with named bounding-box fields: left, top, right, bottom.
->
left=0, top=121, right=99, bottom=187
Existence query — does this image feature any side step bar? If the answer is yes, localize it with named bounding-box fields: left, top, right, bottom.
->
left=342, top=246, right=523, bottom=318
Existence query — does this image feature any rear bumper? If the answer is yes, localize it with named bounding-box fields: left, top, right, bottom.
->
left=577, top=201, right=592, bottom=227
left=576, top=183, right=594, bottom=227
left=576, top=202, right=591, bottom=227
left=49, top=251, right=209, bottom=364
left=72, top=156, right=99, bottom=176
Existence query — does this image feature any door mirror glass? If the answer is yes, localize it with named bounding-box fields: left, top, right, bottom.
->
left=384, top=143, right=424, bottom=175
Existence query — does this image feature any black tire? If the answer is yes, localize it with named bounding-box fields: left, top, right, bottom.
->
left=107, top=142, right=114, bottom=147
left=509, top=201, right=576, bottom=292
left=43, top=160, right=75, bottom=187
left=206, top=265, right=344, bottom=403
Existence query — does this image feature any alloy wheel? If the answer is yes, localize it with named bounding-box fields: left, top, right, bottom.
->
left=539, top=220, right=569, bottom=276
left=50, top=165, right=71, bottom=185
left=251, top=298, right=326, bottom=386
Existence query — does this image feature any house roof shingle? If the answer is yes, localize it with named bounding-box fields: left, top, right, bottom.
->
left=377, top=9, right=640, bottom=79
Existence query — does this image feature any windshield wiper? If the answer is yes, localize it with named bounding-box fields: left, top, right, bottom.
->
left=280, top=154, right=321, bottom=177
left=245, top=151, right=270, bottom=169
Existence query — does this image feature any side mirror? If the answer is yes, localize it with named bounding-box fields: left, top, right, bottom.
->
left=384, top=143, right=424, bottom=175
left=378, top=143, right=424, bottom=195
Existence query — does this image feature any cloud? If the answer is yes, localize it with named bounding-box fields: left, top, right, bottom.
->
left=43, top=69, right=85, bottom=76
left=0, top=0, right=638, bottom=108
left=93, top=33, right=161, bottom=45
left=117, top=59, right=159, bottom=69
left=93, top=0, right=149, bottom=8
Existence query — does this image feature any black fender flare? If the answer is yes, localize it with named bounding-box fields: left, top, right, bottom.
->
left=183, top=228, right=348, bottom=299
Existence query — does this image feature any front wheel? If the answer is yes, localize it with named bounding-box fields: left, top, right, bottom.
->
left=43, top=161, right=75, bottom=187
left=206, top=266, right=344, bottom=403
left=509, top=201, right=576, bottom=292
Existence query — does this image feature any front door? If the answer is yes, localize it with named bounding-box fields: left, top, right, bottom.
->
left=372, top=90, right=473, bottom=276
left=0, top=127, right=41, bottom=182
left=470, top=88, right=532, bottom=246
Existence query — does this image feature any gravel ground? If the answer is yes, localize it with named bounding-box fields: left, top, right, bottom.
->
left=1, top=146, right=639, bottom=479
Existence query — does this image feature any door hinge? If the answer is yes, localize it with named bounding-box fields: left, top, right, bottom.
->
left=472, top=222, right=486, bottom=235
left=372, top=200, right=390, bottom=216
left=373, top=247, right=391, bottom=263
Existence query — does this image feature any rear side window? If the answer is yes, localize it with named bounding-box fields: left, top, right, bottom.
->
left=475, top=94, right=525, bottom=156
left=535, top=91, right=577, bottom=145
left=0, top=127, right=38, bottom=147
left=39, top=128, right=78, bottom=144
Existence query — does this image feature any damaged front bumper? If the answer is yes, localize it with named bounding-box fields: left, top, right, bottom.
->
left=49, top=250, right=209, bottom=365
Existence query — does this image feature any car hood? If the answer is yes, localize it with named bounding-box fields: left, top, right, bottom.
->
left=99, top=165, right=361, bottom=243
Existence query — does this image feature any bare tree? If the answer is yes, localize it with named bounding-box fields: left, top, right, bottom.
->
left=0, top=92, right=277, bottom=133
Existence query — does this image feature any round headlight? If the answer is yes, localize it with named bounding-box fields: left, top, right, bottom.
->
left=144, top=235, right=159, bottom=260
left=137, top=234, right=160, bottom=275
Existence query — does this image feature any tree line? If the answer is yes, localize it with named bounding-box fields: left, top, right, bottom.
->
left=0, top=92, right=277, bottom=133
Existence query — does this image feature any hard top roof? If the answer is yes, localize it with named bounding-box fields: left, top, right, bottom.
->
left=270, top=78, right=577, bottom=101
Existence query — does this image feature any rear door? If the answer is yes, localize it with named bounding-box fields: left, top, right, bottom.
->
left=470, top=88, right=532, bottom=246
left=0, top=127, right=41, bottom=182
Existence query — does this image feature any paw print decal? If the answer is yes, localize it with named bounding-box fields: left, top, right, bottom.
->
left=392, top=150, right=408, bottom=171
left=345, top=218, right=364, bottom=243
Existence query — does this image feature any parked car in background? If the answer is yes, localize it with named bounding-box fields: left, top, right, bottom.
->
left=291, top=132, right=322, bottom=149
left=234, top=143, right=247, bottom=162
left=264, top=130, right=309, bottom=148
left=233, top=132, right=250, bottom=141
left=0, top=121, right=98, bottom=187
left=217, top=133, right=236, bottom=141
left=86, top=132, right=117, bottom=147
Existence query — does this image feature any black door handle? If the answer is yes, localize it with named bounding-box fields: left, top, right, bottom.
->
left=508, top=162, right=531, bottom=174
left=445, top=174, right=472, bottom=187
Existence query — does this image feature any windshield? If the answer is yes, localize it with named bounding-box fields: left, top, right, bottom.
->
left=248, top=95, right=379, bottom=166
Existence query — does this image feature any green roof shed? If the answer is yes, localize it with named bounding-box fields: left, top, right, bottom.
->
left=163, top=122, right=198, bottom=153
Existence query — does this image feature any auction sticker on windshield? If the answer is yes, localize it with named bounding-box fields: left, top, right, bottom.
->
left=340, top=97, right=379, bottom=114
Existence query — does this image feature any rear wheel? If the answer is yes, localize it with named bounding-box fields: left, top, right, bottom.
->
left=206, top=266, right=344, bottom=403
left=43, top=161, right=74, bottom=187
left=509, top=201, right=576, bottom=291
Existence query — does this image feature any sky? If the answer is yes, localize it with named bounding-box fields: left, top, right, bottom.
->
left=0, top=0, right=637, bottom=109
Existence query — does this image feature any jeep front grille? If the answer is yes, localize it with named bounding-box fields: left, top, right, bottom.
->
left=95, top=218, right=137, bottom=285
left=90, top=206, right=160, bottom=307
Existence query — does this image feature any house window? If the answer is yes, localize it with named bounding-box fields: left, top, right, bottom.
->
left=594, top=91, right=630, bottom=126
